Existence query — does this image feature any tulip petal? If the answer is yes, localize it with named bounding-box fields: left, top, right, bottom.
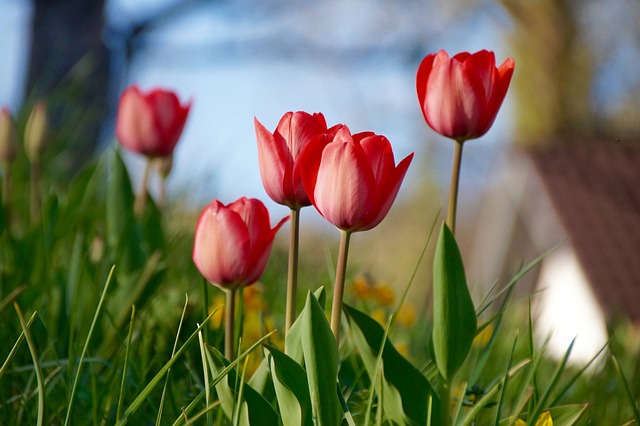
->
left=285, top=112, right=327, bottom=207
left=363, top=152, right=414, bottom=231
left=229, top=197, right=272, bottom=247
left=116, top=86, right=158, bottom=154
left=245, top=214, right=290, bottom=285
left=255, top=117, right=293, bottom=205
left=313, top=138, right=375, bottom=231
left=298, top=133, right=331, bottom=209
left=425, top=55, right=486, bottom=140
left=358, top=133, right=395, bottom=186
left=416, top=51, right=439, bottom=116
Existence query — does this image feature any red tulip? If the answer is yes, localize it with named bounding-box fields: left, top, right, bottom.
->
left=254, top=111, right=330, bottom=209
left=299, top=125, right=413, bottom=233
left=116, top=85, right=191, bottom=157
left=416, top=49, right=515, bottom=142
left=192, top=197, right=289, bottom=289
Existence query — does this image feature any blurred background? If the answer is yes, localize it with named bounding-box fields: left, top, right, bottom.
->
left=2, top=0, right=640, bottom=360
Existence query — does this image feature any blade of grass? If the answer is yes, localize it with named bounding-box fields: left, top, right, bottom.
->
left=0, top=284, right=27, bottom=316
left=459, top=359, right=531, bottom=426
left=197, top=326, right=212, bottom=426
left=528, top=338, right=575, bottom=424
left=232, top=354, right=250, bottom=426
left=169, top=330, right=276, bottom=426
left=451, top=381, right=467, bottom=425
left=527, top=298, right=538, bottom=411
left=612, top=355, right=640, bottom=425
left=548, top=339, right=609, bottom=407
left=117, top=306, right=136, bottom=423
left=363, top=314, right=393, bottom=426
left=470, top=282, right=518, bottom=387
left=14, top=303, right=45, bottom=426
left=116, top=307, right=221, bottom=426
left=182, top=401, right=221, bottom=426
left=0, top=310, right=37, bottom=378
left=64, top=265, right=115, bottom=426
left=337, top=384, right=357, bottom=426
left=476, top=242, right=564, bottom=317
left=493, top=334, right=519, bottom=425
left=157, top=296, right=190, bottom=426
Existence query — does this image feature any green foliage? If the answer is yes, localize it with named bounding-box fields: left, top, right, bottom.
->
left=299, top=291, right=343, bottom=425
left=345, top=303, right=440, bottom=425
left=0, top=126, right=637, bottom=426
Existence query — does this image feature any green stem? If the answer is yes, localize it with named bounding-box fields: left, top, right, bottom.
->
left=30, top=161, right=41, bottom=226
left=2, top=161, right=11, bottom=222
left=330, top=230, right=351, bottom=344
left=202, top=278, right=210, bottom=345
left=285, top=208, right=300, bottom=340
left=134, top=158, right=152, bottom=217
left=446, top=141, right=464, bottom=235
left=225, top=288, right=237, bottom=360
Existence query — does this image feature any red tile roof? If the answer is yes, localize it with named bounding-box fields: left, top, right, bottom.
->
left=528, top=142, right=640, bottom=322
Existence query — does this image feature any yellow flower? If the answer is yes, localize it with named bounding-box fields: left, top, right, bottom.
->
left=350, top=276, right=372, bottom=300
left=395, top=341, right=410, bottom=358
left=209, top=295, right=226, bottom=329
left=372, top=283, right=395, bottom=307
left=514, top=411, right=553, bottom=426
left=371, top=308, right=387, bottom=326
left=243, top=284, right=267, bottom=311
left=396, top=302, right=417, bottom=328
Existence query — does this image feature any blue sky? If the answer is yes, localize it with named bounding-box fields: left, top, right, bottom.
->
left=0, top=0, right=526, bottom=219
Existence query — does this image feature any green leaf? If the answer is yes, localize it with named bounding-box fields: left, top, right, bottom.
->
left=106, top=149, right=135, bottom=253
left=264, top=344, right=313, bottom=426
left=207, top=346, right=279, bottom=426
left=344, top=304, right=440, bottom=425
left=300, top=291, right=342, bottom=426
left=247, top=356, right=275, bottom=402
left=432, top=223, right=477, bottom=381
left=285, top=286, right=327, bottom=366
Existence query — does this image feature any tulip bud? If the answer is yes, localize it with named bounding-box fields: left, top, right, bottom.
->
left=0, top=107, right=17, bottom=163
left=24, top=102, right=48, bottom=163
left=193, top=197, right=289, bottom=290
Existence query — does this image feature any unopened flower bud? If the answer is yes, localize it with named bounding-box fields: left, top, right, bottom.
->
left=0, top=107, right=17, bottom=163
left=24, top=102, right=48, bottom=163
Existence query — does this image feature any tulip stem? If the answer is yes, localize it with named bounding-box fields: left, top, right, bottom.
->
left=30, top=161, right=41, bottom=226
left=134, top=158, right=152, bottom=217
left=331, top=230, right=351, bottom=344
left=285, top=208, right=300, bottom=342
left=447, top=140, right=464, bottom=235
left=158, top=177, right=167, bottom=209
left=225, top=288, right=236, bottom=360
